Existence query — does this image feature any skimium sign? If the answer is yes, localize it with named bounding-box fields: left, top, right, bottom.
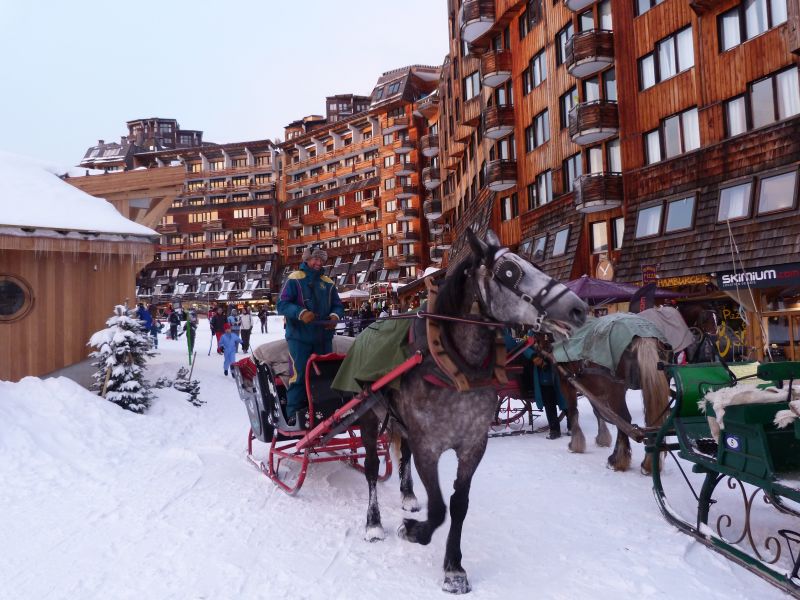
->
left=717, top=263, right=800, bottom=290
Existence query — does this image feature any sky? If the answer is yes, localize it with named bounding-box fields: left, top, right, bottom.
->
left=0, top=0, right=449, bottom=169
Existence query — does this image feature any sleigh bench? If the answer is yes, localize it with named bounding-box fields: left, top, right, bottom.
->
left=648, top=361, right=800, bottom=596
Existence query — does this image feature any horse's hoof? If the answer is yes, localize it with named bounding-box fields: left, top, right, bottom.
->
left=396, top=523, right=408, bottom=540
left=402, top=495, right=420, bottom=512
left=364, top=525, right=386, bottom=542
left=442, top=572, right=471, bottom=594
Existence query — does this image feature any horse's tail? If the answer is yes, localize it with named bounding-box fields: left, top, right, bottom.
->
left=634, top=337, right=670, bottom=428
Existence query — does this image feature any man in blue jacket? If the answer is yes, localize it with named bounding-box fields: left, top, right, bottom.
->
left=277, top=245, right=344, bottom=426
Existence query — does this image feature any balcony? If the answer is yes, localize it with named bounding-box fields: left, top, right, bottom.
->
left=251, top=215, right=272, bottom=228
left=429, top=221, right=444, bottom=235
left=399, top=254, right=421, bottom=266
left=463, top=95, right=482, bottom=127
left=414, top=92, right=440, bottom=119
left=396, top=207, right=419, bottom=222
left=384, top=256, right=401, bottom=269
left=397, top=230, right=420, bottom=243
left=361, top=197, right=379, bottom=212
left=569, top=100, right=619, bottom=145
left=158, top=243, right=183, bottom=253
left=252, top=235, right=276, bottom=245
left=382, top=116, right=409, bottom=134
left=483, top=105, right=515, bottom=140
left=487, top=159, right=517, bottom=192
left=566, top=30, right=615, bottom=79
left=454, top=122, right=473, bottom=143
left=419, top=134, right=440, bottom=158
left=439, top=230, right=453, bottom=249
left=461, top=0, right=495, bottom=44
left=202, top=219, right=224, bottom=231
left=573, top=173, right=623, bottom=214
left=481, top=49, right=512, bottom=88
left=286, top=216, right=301, bottom=229
left=395, top=159, right=416, bottom=176
left=423, top=199, right=443, bottom=220
left=422, top=166, right=441, bottom=190
left=430, top=247, right=446, bottom=263
left=394, top=136, right=414, bottom=154
left=396, top=184, right=418, bottom=199
left=564, top=0, right=598, bottom=11
left=155, top=223, right=178, bottom=234
left=322, top=208, right=338, bottom=221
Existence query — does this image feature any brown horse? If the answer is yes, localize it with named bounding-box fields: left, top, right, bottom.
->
left=551, top=328, right=672, bottom=474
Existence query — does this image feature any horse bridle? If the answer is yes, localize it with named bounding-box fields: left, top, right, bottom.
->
left=483, top=248, right=573, bottom=332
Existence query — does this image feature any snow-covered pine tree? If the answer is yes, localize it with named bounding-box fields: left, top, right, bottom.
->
left=88, top=304, right=155, bottom=413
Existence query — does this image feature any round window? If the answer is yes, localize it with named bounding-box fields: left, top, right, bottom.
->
left=0, top=275, right=34, bottom=322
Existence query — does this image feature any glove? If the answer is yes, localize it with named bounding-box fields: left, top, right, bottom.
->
left=325, top=314, right=339, bottom=330
left=299, top=310, right=316, bottom=324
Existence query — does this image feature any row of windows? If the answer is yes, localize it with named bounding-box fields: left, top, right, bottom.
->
left=639, top=26, right=694, bottom=90
left=518, top=227, right=571, bottom=262
left=634, top=166, right=799, bottom=240
left=719, top=0, right=788, bottom=52
left=725, top=67, right=800, bottom=137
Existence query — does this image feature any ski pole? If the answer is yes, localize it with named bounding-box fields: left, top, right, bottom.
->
left=207, top=329, right=214, bottom=356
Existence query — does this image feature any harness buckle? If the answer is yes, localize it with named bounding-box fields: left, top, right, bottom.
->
left=520, top=292, right=533, bottom=304
left=530, top=312, right=546, bottom=333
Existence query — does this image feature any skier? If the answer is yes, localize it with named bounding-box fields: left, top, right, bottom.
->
left=219, top=323, right=243, bottom=377
left=184, top=309, right=198, bottom=356
left=240, top=306, right=253, bottom=352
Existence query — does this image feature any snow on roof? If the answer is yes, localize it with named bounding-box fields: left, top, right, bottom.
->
left=0, top=150, right=156, bottom=237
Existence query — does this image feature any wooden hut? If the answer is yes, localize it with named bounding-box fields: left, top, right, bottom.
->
left=0, top=152, right=156, bottom=381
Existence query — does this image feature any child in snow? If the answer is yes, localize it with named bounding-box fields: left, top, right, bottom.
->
left=219, top=323, right=243, bottom=377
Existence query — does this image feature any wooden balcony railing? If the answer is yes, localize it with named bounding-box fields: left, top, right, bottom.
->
left=399, top=254, right=420, bottom=266
left=415, top=93, right=440, bottom=118
left=423, top=199, right=443, bottom=219
left=396, top=185, right=419, bottom=199
left=394, top=136, right=415, bottom=154
left=568, top=100, right=619, bottom=145
left=396, top=207, right=420, bottom=221
left=463, top=95, right=482, bottom=127
left=202, top=219, right=224, bottom=231
left=382, top=116, right=409, bottom=134
left=481, top=49, right=512, bottom=88
left=323, top=208, right=338, bottom=221
left=573, top=173, right=623, bottom=214
left=566, top=30, right=615, bottom=79
left=251, top=215, right=272, bottom=228
left=361, top=197, right=379, bottom=211
left=395, top=159, right=416, bottom=176
left=396, top=230, right=420, bottom=242
left=461, top=0, right=495, bottom=44
left=419, top=134, right=440, bottom=158
left=423, top=166, right=441, bottom=190
left=155, top=223, right=178, bottom=234
left=286, top=216, right=302, bottom=228
left=487, top=159, right=517, bottom=192
left=483, top=104, right=515, bottom=140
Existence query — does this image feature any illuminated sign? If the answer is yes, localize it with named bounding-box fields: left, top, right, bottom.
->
left=717, top=263, right=800, bottom=290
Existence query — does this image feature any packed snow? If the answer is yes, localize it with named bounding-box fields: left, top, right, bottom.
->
left=0, top=150, right=155, bottom=237
left=0, top=317, right=790, bottom=599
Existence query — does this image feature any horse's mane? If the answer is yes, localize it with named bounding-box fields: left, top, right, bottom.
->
left=437, top=256, right=476, bottom=316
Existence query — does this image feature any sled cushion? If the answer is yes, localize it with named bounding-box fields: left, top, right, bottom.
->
left=331, top=318, right=414, bottom=394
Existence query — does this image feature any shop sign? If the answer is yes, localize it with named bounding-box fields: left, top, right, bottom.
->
left=656, top=275, right=712, bottom=288
left=717, top=263, right=800, bottom=290
left=642, top=264, right=658, bottom=285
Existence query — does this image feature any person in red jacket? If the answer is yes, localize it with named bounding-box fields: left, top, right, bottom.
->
left=209, top=306, right=227, bottom=354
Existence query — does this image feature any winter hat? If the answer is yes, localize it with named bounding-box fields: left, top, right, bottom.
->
left=302, top=246, right=328, bottom=263
left=223, top=323, right=232, bottom=330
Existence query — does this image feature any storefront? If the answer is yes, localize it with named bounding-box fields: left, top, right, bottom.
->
left=717, top=262, right=800, bottom=361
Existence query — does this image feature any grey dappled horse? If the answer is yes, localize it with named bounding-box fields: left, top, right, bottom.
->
left=356, top=230, right=587, bottom=594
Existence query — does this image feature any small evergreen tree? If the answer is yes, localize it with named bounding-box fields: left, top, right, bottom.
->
left=88, top=304, right=155, bottom=413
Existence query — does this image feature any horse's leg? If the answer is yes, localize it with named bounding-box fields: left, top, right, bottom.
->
left=360, top=411, right=385, bottom=541
left=593, top=406, right=612, bottom=447
left=399, top=437, right=419, bottom=512
left=607, top=400, right=632, bottom=472
left=397, top=443, right=446, bottom=546
left=563, top=380, right=585, bottom=453
left=441, top=438, right=488, bottom=594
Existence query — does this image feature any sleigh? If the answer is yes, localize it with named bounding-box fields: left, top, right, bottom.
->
left=647, top=361, right=800, bottom=596
left=231, top=338, right=421, bottom=494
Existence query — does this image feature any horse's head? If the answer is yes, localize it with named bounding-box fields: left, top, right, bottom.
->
left=466, top=229, right=587, bottom=338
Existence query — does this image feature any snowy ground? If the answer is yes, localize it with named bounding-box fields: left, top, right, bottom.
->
left=0, top=317, right=791, bottom=600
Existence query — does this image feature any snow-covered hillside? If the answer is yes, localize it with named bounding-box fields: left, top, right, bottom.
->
left=0, top=318, right=787, bottom=599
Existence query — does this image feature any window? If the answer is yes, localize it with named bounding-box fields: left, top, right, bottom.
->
left=591, top=222, right=608, bottom=253
left=639, top=27, right=694, bottom=90
left=556, top=23, right=574, bottom=66
left=725, top=96, right=748, bottom=136
left=536, top=170, right=553, bottom=206
left=599, top=0, right=612, bottom=30
left=386, top=222, right=397, bottom=236
left=463, top=71, right=481, bottom=100
left=523, top=50, right=547, bottom=95
left=635, top=205, right=662, bottom=238
left=552, top=228, right=570, bottom=256
left=664, top=196, right=696, bottom=232
left=636, top=0, right=665, bottom=16
left=525, top=110, right=550, bottom=152
left=386, top=81, right=401, bottom=95
left=500, top=193, right=519, bottom=220
left=579, top=10, right=594, bottom=32
left=757, top=169, right=797, bottom=214
left=607, top=138, right=622, bottom=172
left=646, top=107, right=700, bottom=163
left=384, top=178, right=396, bottom=190
left=645, top=129, right=661, bottom=164
left=532, top=235, right=547, bottom=261
left=560, top=87, right=578, bottom=129
left=383, top=155, right=395, bottom=168
left=0, top=275, right=34, bottom=322
left=725, top=67, right=800, bottom=137
left=603, top=68, right=617, bottom=101
left=563, top=153, right=582, bottom=192
left=612, top=217, right=625, bottom=250
left=718, top=181, right=753, bottom=221
left=721, top=0, right=787, bottom=51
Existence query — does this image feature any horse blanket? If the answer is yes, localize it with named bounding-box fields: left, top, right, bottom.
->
left=638, top=306, right=694, bottom=353
left=331, top=318, right=414, bottom=394
left=552, top=313, right=669, bottom=371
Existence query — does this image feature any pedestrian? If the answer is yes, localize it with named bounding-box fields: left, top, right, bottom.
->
left=358, top=301, right=374, bottom=333
left=210, top=306, right=227, bottom=354
left=277, top=245, right=344, bottom=427
left=184, top=309, right=198, bottom=355
left=168, top=309, right=181, bottom=341
left=136, top=302, right=156, bottom=349
left=227, top=308, right=242, bottom=353
left=257, top=306, right=268, bottom=333
left=219, top=323, right=243, bottom=377
left=147, top=303, right=160, bottom=348
left=378, top=303, right=389, bottom=319
left=240, top=305, right=253, bottom=352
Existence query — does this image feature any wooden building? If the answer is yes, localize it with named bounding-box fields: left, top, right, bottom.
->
left=0, top=152, right=156, bottom=382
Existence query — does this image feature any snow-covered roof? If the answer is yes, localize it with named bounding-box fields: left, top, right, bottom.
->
left=0, top=150, right=156, bottom=237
